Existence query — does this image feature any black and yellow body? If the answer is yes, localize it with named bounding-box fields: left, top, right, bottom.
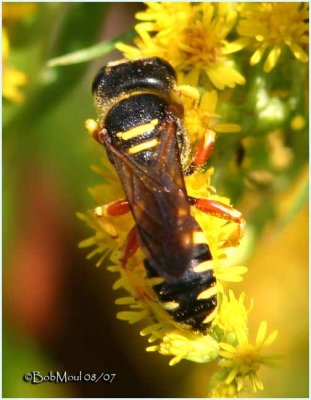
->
left=92, top=57, right=217, bottom=333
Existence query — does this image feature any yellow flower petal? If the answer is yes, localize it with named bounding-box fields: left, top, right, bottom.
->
left=117, top=310, right=148, bottom=324
left=236, top=329, right=248, bottom=345
left=200, top=90, right=217, bottom=114
left=136, top=22, right=155, bottom=46
left=115, top=42, right=141, bottom=59
left=219, top=350, right=235, bottom=359
left=115, top=296, right=136, bottom=305
left=263, top=329, right=278, bottom=347
left=214, top=123, right=241, bottom=133
left=205, top=66, right=225, bottom=90
left=225, top=367, right=238, bottom=384
left=250, top=45, right=267, bottom=66
left=146, top=345, right=159, bottom=352
left=263, top=46, right=282, bottom=73
left=256, top=321, right=267, bottom=346
left=220, top=342, right=236, bottom=353
left=287, top=41, right=309, bottom=63
left=222, top=38, right=249, bottom=55
left=253, top=374, right=264, bottom=391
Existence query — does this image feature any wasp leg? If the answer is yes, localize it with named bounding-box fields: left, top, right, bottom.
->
left=94, top=198, right=130, bottom=218
left=85, top=122, right=130, bottom=218
left=184, top=129, right=216, bottom=175
left=120, top=225, right=139, bottom=268
left=188, top=196, right=245, bottom=243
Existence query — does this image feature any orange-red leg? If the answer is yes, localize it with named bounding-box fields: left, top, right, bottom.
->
left=185, top=129, right=216, bottom=175
left=188, top=196, right=245, bottom=240
left=85, top=121, right=139, bottom=264
left=95, top=198, right=130, bottom=218
left=120, top=225, right=139, bottom=268
left=94, top=199, right=137, bottom=267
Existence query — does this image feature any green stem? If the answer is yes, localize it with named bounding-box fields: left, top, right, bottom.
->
left=47, top=29, right=135, bottom=67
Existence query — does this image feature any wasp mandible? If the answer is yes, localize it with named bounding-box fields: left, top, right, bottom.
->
left=87, top=57, right=244, bottom=333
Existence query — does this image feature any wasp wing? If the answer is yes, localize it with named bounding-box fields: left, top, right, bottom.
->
left=104, top=116, right=195, bottom=279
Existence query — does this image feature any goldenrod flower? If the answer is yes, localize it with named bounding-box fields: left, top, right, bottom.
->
left=80, top=4, right=282, bottom=392
left=147, top=329, right=219, bottom=366
left=210, top=382, right=239, bottom=398
left=237, top=3, right=309, bottom=72
left=217, top=321, right=278, bottom=393
left=117, top=2, right=246, bottom=89
left=215, top=291, right=252, bottom=341
left=181, top=89, right=241, bottom=143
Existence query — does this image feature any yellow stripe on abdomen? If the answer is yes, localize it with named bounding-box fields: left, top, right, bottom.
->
left=128, top=138, right=159, bottom=154
left=116, top=119, right=158, bottom=141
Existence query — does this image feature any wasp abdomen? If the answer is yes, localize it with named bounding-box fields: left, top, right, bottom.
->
left=144, top=230, right=218, bottom=333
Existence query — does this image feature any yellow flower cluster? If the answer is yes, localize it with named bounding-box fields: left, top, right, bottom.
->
left=237, top=3, right=309, bottom=73
left=117, top=2, right=246, bottom=89
left=216, top=321, right=278, bottom=395
left=117, top=2, right=308, bottom=86
left=181, top=89, right=241, bottom=143
left=80, top=2, right=295, bottom=397
left=79, top=153, right=276, bottom=396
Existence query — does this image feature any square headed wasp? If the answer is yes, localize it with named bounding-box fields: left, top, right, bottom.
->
left=87, top=57, right=244, bottom=333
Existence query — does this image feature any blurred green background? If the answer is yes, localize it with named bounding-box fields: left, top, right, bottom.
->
left=3, top=3, right=308, bottom=398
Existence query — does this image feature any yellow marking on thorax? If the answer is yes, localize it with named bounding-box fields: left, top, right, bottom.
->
left=202, top=307, right=218, bottom=325
left=193, top=260, right=214, bottom=273
left=196, top=285, right=217, bottom=300
left=128, top=138, right=159, bottom=154
left=162, top=301, right=180, bottom=311
left=193, top=230, right=208, bottom=244
left=116, top=119, right=158, bottom=141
